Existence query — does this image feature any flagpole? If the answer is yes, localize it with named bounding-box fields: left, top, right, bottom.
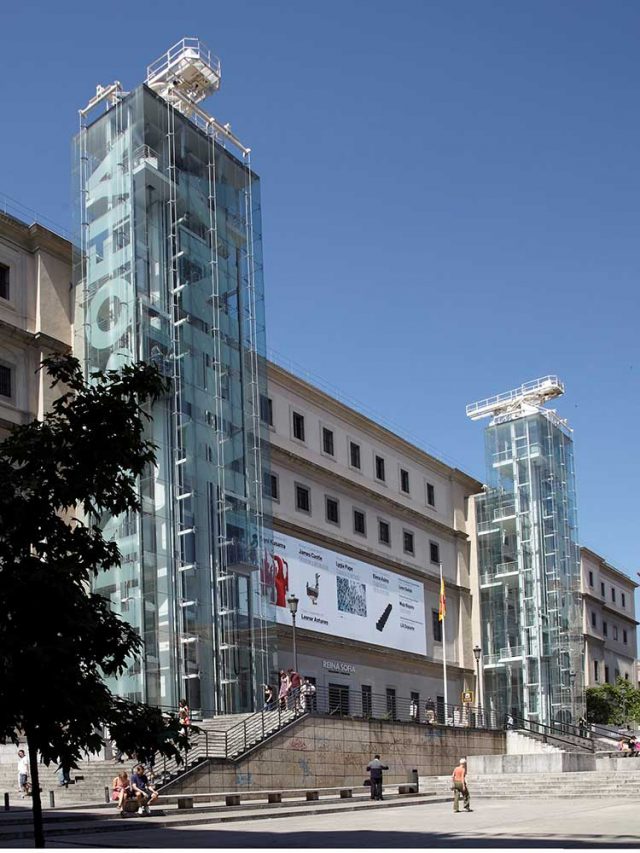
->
left=440, top=562, right=448, bottom=719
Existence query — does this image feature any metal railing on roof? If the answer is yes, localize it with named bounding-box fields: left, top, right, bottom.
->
left=0, top=193, right=73, bottom=242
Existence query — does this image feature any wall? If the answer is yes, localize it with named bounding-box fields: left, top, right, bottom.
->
left=166, top=715, right=505, bottom=793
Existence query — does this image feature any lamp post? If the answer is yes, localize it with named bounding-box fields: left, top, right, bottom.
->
left=569, top=670, right=576, bottom=726
left=287, top=594, right=299, bottom=672
left=473, top=645, right=482, bottom=726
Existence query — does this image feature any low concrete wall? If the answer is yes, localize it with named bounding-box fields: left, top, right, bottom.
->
left=167, top=715, right=505, bottom=794
left=596, top=756, right=640, bottom=772
left=467, top=752, right=595, bottom=775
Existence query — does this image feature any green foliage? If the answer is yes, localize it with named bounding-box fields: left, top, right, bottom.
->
left=0, top=355, right=186, bottom=844
left=586, top=678, right=640, bottom=726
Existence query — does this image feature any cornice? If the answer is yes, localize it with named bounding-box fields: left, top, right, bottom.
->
left=271, top=516, right=471, bottom=595
left=266, top=361, right=483, bottom=493
left=580, top=546, right=639, bottom=589
left=0, top=214, right=72, bottom=265
left=270, top=442, right=470, bottom=544
left=0, top=318, right=70, bottom=354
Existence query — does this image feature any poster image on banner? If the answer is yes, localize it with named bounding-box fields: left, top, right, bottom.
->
left=268, top=532, right=427, bottom=656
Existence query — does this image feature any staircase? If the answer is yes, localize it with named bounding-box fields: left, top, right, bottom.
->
left=0, top=757, right=119, bottom=805
left=427, top=767, right=640, bottom=799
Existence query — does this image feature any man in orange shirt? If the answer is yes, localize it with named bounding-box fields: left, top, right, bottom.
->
left=451, top=758, right=472, bottom=812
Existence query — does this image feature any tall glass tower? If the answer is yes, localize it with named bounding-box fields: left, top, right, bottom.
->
left=467, top=377, right=584, bottom=725
left=73, top=39, right=274, bottom=715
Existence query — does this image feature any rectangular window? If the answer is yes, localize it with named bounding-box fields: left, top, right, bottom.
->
left=430, top=541, right=440, bottom=564
left=295, top=484, right=310, bottom=514
left=362, top=685, right=372, bottom=717
left=292, top=411, right=305, bottom=441
left=403, top=530, right=414, bottom=555
left=259, top=395, right=273, bottom=426
left=611, top=587, right=616, bottom=603
left=591, top=612, right=597, bottom=629
left=378, top=519, right=390, bottom=546
left=350, top=441, right=361, bottom=469
left=325, top=496, right=339, bottom=525
left=605, top=665, right=610, bottom=683
left=432, top=610, right=442, bottom=643
left=400, top=468, right=410, bottom=494
left=322, top=427, right=334, bottom=456
left=588, top=571, right=593, bottom=587
left=0, top=263, right=8, bottom=300
left=622, top=593, right=626, bottom=608
left=613, top=626, right=618, bottom=641
left=375, top=455, right=386, bottom=482
left=603, top=621, right=608, bottom=638
left=623, top=629, right=628, bottom=644
left=262, top=471, right=279, bottom=502
left=0, top=364, right=11, bottom=399
left=386, top=688, right=397, bottom=720
left=410, top=691, right=420, bottom=722
left=594, top=660, right=599, bottom=682
left=600, top=581, right=605, bottom=597
left=426, top=482, right=435, bottom=507
left=353, top=509, right=366, bottom=536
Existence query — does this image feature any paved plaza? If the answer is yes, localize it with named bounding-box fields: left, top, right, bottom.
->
left=8, top=797, right=639, bottom=848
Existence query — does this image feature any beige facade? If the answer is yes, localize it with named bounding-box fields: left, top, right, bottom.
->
left=581, top=546, right=638, bottom=687
left=0, top=212, right=72, bottom=438
left=265, top=361, right=483, bottom=716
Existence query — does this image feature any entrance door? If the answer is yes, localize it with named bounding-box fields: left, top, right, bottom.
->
left=328, top=683, right=350, bottom=716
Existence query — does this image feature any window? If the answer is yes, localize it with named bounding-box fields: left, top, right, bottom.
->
left=622, top=593, right=626, bottom=608
left=292, top=411, right=305, bottom=441
left=611, top=587, right=616, bottom=603
left=400, top=468, right=410, bottom=494
left=0, top=263, right=8, bottom=301
left=375, top=455, right=386, bottom=482
left=594, top=660, right=599, bottom=682
left=322, top=427, right=334, bottom=456
left=403, top=530, right=414, bottom=555
left=605, top=665, right=610, bottom=683
left=615, top=668, right=620, bottom=680
left=386, top=688, right=397, bottom=720
left=591, top=612, right=597, bottom=629
left=353, top=509, right=366, bottom=536
left=426, top=482, right=435, bottom=507
left=362, top=685, right=372, bottom=717
left=600, top=581, right=605, bottom=597
left=625, top=672, right=629, bottom=680
left=349, top=441, right=361, bottom=469
left=588, top=571, right=593, bottom=587
left=295, top=484, right=310, bottom=514
left=325, top=496, right=339, bottom=525
left=0, top=364, right=11, bottom=399
left=430, top=541, right=440, bottom=564
left=263, top=471, right=279, bottom=502
left=259, top=395, right=273, bottom=426
left=432, top=610, right=442, bottom=642
left=613, top=625, right=618, bottom=641
left=623, top=629, right=628, bottom=644
left=378, top=519, right=390, bottom=546
left=603, top=621, right=608, bottom=638
left=410, top=691, right=420, bottom=722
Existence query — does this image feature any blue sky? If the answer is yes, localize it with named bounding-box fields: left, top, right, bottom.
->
left=1, top=1, right=638, bottom=588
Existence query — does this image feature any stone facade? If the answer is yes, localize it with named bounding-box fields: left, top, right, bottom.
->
left=166, top=715, right=505, bottom=793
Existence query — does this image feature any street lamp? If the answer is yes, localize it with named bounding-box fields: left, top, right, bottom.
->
left=473, top=645, right=482, bottom=725
left=287, top=594, right=299, bottom=672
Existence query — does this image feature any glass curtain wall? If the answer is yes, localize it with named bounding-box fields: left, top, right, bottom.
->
left=476, top=412, right=583, bottom=725
left=73, top=84, right=274, bottom=715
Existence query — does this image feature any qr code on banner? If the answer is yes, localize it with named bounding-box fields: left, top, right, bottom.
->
left=336, top=576, right=367, bottom=617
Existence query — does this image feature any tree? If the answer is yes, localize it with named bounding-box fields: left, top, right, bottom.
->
left=586, top=678, right=640, bottom=727
left=0, top=355, right=187, bottom=847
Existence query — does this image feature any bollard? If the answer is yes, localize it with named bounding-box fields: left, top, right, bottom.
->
left=104, top=786, right=110, bottom=804
left=49, top=791, right=55, bottom=809
left=4, top=793, right=9, bottom=811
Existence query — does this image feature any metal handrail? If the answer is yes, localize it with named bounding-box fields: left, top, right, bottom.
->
left=511, top=715, right=595, bottom=752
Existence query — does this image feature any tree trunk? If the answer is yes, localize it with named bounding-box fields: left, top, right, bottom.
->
left=25, top=727, right=45, bottom=848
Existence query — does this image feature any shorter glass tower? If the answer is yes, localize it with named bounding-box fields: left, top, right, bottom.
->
left=467, top=377, right=584, bottom=725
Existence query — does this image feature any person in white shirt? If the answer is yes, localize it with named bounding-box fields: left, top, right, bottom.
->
left=17, top=749, right=29, bottom=797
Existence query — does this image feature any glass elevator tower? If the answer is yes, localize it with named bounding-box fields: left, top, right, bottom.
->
left=467, top=377, right=584, bottom=725
left=73, top=39, right=274, bottom=715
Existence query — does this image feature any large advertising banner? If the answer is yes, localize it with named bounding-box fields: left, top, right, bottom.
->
left=270, top=532, right=427, bottom=656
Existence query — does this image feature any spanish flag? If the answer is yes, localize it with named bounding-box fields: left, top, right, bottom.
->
left=438, top=572, right=446, bottom=621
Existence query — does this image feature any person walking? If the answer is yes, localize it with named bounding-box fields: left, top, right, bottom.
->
left=17, top=749, right=29, bottom=798
left=366, top=754, right=389, bottom=801
left=452, top=758, right=472, bottom=812
left=278, top=670, right=289, bottom=710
